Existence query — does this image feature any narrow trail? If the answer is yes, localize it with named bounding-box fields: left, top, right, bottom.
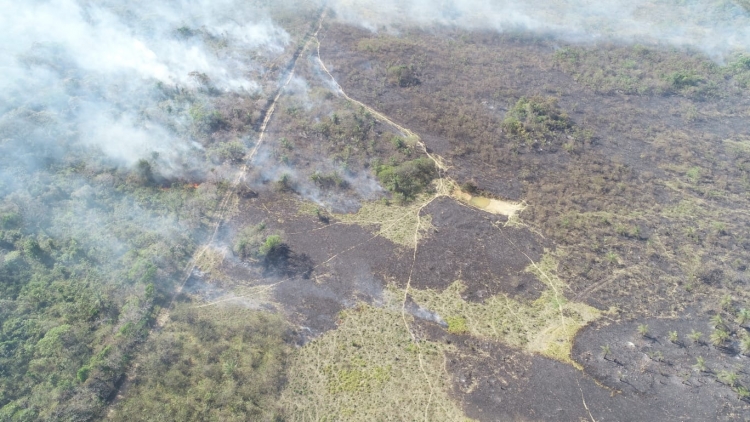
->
left=312, top=20, right=561, bottom=327
left=316, top=18, right=497, bottom=421
left=159, top=9, right=326, bottom=328
left=104, top=10, right=327, bottom=415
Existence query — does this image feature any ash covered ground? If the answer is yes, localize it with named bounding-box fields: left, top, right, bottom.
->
left=3, top=1, right=750, bottom=421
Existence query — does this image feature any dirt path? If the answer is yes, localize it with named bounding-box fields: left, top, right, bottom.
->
left=104, top=10, right=328, bottom=416
left=313, top=29, right=523, bottom=221
left=311, top=16, right=532, bottom=420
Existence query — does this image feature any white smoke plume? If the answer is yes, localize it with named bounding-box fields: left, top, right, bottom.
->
left=327, top=0, right=750, bottom=59
left=0, top=0, right=290, bottom=173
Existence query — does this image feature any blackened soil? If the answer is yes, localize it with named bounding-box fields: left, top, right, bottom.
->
left=419, top=319, right=750, bottom=422
left=412, top=197, right=546, bottom=301
left=573, top=315, right=750, bottom=420
left=216, top=190, right=551, bottom=336
left=216, top=192, right=409, bottom=335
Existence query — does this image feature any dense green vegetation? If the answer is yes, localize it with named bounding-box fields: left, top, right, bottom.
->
left=0, top=163, right=214, bottom=420
left=111, top=304, right=290, bottom=422
left=375, top=157, right=437, bottom=203
left=0, top=35, right=257, bottom=420
left=0, top=3, right=324, bottom=421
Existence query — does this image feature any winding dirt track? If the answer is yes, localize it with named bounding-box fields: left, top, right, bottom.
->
left=105, top=10, right=328, bottom=414
left=108, top=9, right=527, bottom=419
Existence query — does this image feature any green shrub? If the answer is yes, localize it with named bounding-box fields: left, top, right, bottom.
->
left=667, top=72, right=702, bottom=88
left=387, top=65, right=420, bottom=87
left=77, top=365, right=91, bottom=383
left=390, top=136, right=407, bottom=150
left=731, top=54, right=750, bottom=70
left=376, top=157, right=436, bottom=202
left=446, top=316, right=468, bottom=334
left=0, top=212, right=21, bottom=229
left=190, top=105, right=226, bottom=133
left=259, top=235, right=282, bottom=257
left=276, top=174, right=294, bottom=192
left=135, top=159, right=155, bottom=185
left=502, top=97, right=573, bottom=148
left=310, top=172, right=348, bottom=190
left=233, top=224, right=267, bottom=260
left=22, top=238, right=42, bottom=258
left=210, top=140, right=246, bottom=163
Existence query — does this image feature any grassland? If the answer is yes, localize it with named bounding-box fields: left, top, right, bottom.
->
left=280, top=301, right=469, bottom=421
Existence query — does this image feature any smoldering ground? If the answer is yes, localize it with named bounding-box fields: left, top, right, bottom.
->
left=0, top=0, right=293, bottom=180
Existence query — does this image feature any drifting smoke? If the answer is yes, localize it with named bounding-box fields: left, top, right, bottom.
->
left=327, top=0, right=750, bottom=59
left=0, top=0, right=289, bottom=175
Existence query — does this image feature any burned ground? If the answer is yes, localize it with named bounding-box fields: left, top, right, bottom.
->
left=417, top=318, right=749, bottom=421
left=105, top=8, right=750, bottom=422
left=409, top=197, right=545, bottom=301
left=318, top=21, right=750, bottom=318
left=572, top=314, right=750, bottom=420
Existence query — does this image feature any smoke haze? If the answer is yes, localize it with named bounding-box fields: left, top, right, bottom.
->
left=3, top=0, right=748, bottom=181
left=0, top=0, right=290, bottom=174
left=328, top=0, right=750, bottom=59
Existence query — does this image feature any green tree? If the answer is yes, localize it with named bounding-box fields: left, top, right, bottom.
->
left=376, top=158, right=437, bottom=203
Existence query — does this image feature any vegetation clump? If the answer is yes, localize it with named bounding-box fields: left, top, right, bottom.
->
left=386, top=64, right=420, bottom=87
left=502, top=96, right=574, bottom=152
left=233, top=224, right=287, bottom=262
left=445, top=315, right=468, bottom=334
left=111, top=304, right=290, bottom=422
left=310, top=171, right=348, bottom=190
left=375, top=157, right=437, bottom=203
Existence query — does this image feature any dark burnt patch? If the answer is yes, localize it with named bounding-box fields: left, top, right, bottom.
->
left=262, top=244, right=314, bottom=279
left=572, top=315, right=750, bottom=420
left=422, top=324, right=741, bottom=421
left=216, top=192, right=409, bottom=336
left=407, top=197, right=545, bottom=301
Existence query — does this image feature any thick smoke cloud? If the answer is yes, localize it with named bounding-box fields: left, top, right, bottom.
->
left=0, top=0, right=289, bottom=174
left=328, top=0, right=750, bottom=59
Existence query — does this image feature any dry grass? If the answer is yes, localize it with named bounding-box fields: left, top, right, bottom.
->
left=280, top=302, right=471, bottom=421
left=336, top=195, right=435, bottom=248
left=405, top=253, right=601, bottom=366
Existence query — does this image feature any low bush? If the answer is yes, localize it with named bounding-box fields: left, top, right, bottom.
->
left=375, top=157, right=437, bottom=202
